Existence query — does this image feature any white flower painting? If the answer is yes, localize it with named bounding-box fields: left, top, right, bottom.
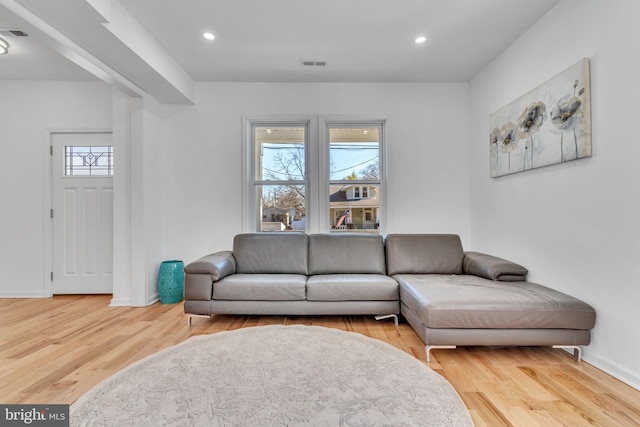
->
left=489, top=58, right=591, bottom=177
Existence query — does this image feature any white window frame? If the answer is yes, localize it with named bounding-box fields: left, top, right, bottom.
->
left=242, top=115, right=387, bottom=234
left=242, top=116, right=315, bottom=232
left=320, top=117, right=387, bottom=235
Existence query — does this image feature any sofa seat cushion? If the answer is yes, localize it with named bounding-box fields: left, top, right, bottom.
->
left=307, top=274, right=398, bottom=301
left=394, top=274, right=596, bottom=330
left=213, top=274, right=307, bottom=301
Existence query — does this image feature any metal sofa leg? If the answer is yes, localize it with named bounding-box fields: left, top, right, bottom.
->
left=553, top=345, right=582, bottom=362
left=187, top=314, right=212, bottom=326
left=375, top=314, right=399, bottom=329
left=425, top=345, right=457, bottom=363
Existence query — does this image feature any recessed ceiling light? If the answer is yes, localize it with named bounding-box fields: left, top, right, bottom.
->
left=414, top=36, right=427, bottom=44
left=203, top=32, right=215, bottom=41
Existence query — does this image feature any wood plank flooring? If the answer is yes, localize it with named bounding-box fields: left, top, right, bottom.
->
left=1, top=295, right=638, bottom=426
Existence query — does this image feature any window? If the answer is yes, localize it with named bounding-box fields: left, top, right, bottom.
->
left=249, top=124, right=307, bottom=232
left=244, top=117, right=385, bottom=233
left=328, top=125, right=382, bottom=232
left=348, top=186, right=370, bottom=199
left=65, top=146, right=113, bottom=176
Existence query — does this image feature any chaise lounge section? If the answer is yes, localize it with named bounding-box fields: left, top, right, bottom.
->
left=385, top=234, right=597, bottom=361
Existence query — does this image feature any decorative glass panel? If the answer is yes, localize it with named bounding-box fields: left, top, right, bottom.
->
left=65, top=146, right=113, bottom=176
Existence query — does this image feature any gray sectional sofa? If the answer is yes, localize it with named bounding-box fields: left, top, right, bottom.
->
left=184, top=232, right=596, bottom=361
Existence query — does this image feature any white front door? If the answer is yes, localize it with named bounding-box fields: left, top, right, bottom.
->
left=51, top=132, right=113, bottom=294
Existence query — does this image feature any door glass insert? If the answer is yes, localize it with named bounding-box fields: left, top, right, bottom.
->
left=65, top=146, right=113, bottom=176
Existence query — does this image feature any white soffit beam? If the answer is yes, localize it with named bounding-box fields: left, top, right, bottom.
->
left=86, top=0, right=195, bottom=104
left=0, top=0, right=195, bottom=104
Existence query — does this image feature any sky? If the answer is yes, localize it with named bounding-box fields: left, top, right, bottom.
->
left=260, top=142, right=379, bottom=181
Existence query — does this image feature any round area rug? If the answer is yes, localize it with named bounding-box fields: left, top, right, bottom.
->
left=71, top=325, right=472, bottom=426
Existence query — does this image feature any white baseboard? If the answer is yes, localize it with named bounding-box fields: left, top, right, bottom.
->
left=0, top=290, right=49, bottom=298
left=583, top=353, right=640, bottom=392
left=109, top=297, right=132, bottom=306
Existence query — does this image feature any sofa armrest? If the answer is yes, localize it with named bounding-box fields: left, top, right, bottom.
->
left=185, top=251, right=236, bottom=281
left=184, top=251, right=236, bottom=301
left=463, top=251, right=528, bottom=281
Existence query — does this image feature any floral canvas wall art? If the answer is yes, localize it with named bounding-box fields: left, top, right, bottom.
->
left=489, top=58, right=591, bottom=177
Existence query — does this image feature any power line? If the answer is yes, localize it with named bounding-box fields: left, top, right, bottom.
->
left=262, top=144, right=377, bottom=150
left=331, top=156, right=378, bottom=174
left=262, top=167, right=303, bottom=178
left=263, top=155, right=378, bottom=178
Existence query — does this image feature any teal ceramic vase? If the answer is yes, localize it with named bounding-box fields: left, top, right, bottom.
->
left=157, top=260, right=184, bottom=304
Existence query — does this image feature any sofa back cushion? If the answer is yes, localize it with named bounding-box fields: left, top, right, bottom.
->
left=385, top=234, right=464, bottom=275
left=308, top=234, right=386, bottom=275
left=233, top=233, right=309, bottom=274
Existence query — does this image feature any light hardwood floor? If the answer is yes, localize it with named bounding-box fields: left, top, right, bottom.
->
left=1, top=295, right=638, bottom=426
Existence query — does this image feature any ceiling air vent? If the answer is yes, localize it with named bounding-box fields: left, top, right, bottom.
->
left=300, top=59, right=328, bottom=68
left=0, top=29, right=29, bottom=37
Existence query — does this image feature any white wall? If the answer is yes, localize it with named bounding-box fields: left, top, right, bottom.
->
left=469, top=0, right=640, bottom=389
left=139, top=94, right=170, bottom=305
left=0, top=81, right=112, bottom=297
left=156, top=82, right=470, bottom=266
left=112, top=92, right=169, bottom=306
left=0, top=81, right=469, bottom=304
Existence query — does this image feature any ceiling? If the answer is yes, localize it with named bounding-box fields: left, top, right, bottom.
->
left=0, top=0, right=561, bottom=103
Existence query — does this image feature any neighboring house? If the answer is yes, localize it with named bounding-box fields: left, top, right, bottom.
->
left=261, top=206, right=292, bottom=231
left=330, top=184, right=380, bottom=230
left=262, top=205, right=308, bottom=231
left=260, top=185, right=380, bottom=231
